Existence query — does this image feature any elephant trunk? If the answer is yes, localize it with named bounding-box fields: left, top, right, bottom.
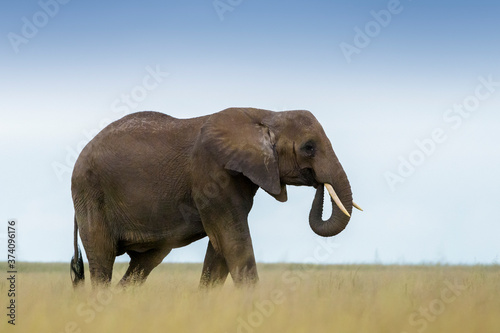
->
left=309, top=164, right=353, bottom=237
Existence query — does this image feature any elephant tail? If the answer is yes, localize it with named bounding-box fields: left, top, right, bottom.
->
left=70, top=215, right=85, bottom=288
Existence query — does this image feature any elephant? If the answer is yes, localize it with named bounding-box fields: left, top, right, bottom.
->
left=70, top=107, right=361, bottom=288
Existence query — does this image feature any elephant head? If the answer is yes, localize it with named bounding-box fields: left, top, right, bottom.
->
left=200, top=108, right=360, bottom=237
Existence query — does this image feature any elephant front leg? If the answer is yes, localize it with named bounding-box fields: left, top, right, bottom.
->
left=199, top=240, right=229, bottom=288
left=211, top=230, right=259, bottom=287
left=225, top=240, right=259, bottom=287
left=194, top=176, right=260, bottom=287
left=200, top=235, right=258, bottom=288
left=199, top=213, right=259, bottom=287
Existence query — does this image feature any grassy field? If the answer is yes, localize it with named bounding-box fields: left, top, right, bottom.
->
left=1, top=262, right=499, bottom=333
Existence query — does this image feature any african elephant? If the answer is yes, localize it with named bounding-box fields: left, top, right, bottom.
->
left=70, top=107, right=360, bottom=288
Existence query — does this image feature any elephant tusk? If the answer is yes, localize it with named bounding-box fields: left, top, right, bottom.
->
left=325, top=183, right=350, bottom=218
left=353, top=201, right=363, bottom=211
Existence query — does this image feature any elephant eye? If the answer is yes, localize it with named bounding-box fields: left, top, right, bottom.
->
left=301, top=140, right=316, bottom=157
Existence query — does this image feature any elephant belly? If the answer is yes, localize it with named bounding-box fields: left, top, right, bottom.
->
left=107, top=188, right=206, bottom=252
left=117, top=222, right=207, bottom=254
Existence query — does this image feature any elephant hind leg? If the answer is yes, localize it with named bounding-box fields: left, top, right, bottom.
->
left=118, top=247, right=171, bottom=287
left=84, top=232, right=117, bottom=288
left=88, top=253, right=115, bottom=288
left=77, top=210, right=117, bottom=288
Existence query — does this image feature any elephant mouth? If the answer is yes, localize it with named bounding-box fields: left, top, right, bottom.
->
left=299, top=168, right=319, bottom=187
left=279, top=167, right=318, bottom=187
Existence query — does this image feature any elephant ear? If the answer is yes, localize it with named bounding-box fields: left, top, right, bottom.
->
left=200, top=108, right=282, bottom=195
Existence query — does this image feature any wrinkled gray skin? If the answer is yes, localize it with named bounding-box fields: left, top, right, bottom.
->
left=70, top=108, right=353, bottom=288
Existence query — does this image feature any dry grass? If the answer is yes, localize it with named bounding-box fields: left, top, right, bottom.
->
left=1, top=262, right=499, bottom=333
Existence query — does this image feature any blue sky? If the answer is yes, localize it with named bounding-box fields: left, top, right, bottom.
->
left=1, top=0, right=499, bottom=265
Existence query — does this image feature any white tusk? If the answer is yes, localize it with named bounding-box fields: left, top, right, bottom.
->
left=324, top=183, right=350, bottom=217
left=353, top=201, right=363, bottom=211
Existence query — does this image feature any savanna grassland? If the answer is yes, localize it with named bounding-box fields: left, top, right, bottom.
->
left=1, top=262, right=499, bottom=333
